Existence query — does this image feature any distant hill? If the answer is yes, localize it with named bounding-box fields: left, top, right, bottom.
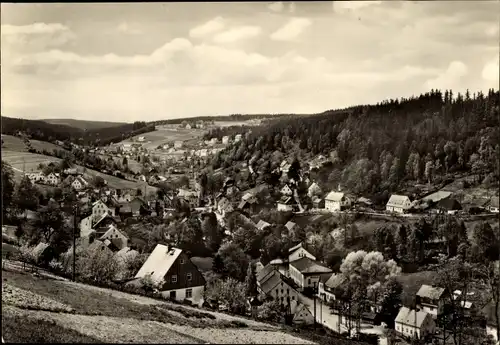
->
left=151, top=113, right=290, bottom=125
left=1, top=116, right=154, bottom=146
left=41, top=118, right=128, bottom=130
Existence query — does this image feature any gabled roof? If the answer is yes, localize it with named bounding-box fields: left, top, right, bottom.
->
left=324, top=274, right=348, bottom=290
left=395, top=306, right=431, bottom=328
left=242, top=192, right=256, bottom=202
left=289, top=257, right=332, bottom=275
left=260, top=270, right=287, bottom=294
left=387, top=194, right=411, bottom=207
left=416, top=285, right=445, bottom=300
left=278, top=196, right=294, bottom=204
left=325, top=192, right=345, bottom=202
left=308, top=182, right=321, bottom=192
left=93, top=212, right=116, bottom=228
left=99, top=224, right=129, bottom=241
left=288, top=242, right=304, bottom=253
left=422, top=191, right=452, bottom=203
left=257, top=264, right=277, bottom=283
left=256, top=220, right=271, bottom=230
left=285, top=221, right=296, bottom=231
left=437, top=198, right=462, bottom=210
left=134, top=244, right=183, bottom=283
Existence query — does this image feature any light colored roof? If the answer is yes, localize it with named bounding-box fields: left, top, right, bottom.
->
left=32, top=242, right=50, bottom=258
left=256, top=220, right=271, bottom=230
left=135, top=244, right=182, bottom=283
left=289, top=257, right=333, bottom=275
left=387, top=194, right=411, bottom=208
left=242, top=192, right=256, bottom=201
left=422, top=191, right=452, bottom=203
left=395, top=307, right=430, bottom=328
left=99, top=224, right=129, bottom=241
left=308, top=182, right=321, bottom=191
left=285, top=221, right=296, bottom=231
left=288, top=242, right=303, bottom=253
left=324, top=274, right=347, bottom=289
left=416, top=284, right=445, bottom=300
left=325, top=191, right=345, bottom=202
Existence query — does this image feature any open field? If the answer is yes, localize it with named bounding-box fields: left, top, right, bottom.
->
left=1, top=134, right=28, bottom=151
left=30, top=139, right=67, bottom=153
left=118, top=127, right=205, bottom=150
left=2, top=150, right=157, bottom=192
left=2, top=269, right=315, bottom=344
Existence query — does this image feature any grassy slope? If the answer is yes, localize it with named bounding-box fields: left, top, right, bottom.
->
left=41, top=119, right=127, bottom=130
left=1, top=269, right=316, bottom=344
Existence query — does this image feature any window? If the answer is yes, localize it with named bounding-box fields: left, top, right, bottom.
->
left=308, top=278, right=311, bottom=285
left=186, top=288, right=193, bottom=299
left=287, top=289, right=289, bottom=294
left=187, top=273, right=192, bottom=281
left=172, top=275, right=177, bottom=283
left=180, top=259, right=185, bottom=264
left=276, top=289, right=279, bottom=295
left=292, top=296, right=295, bottom=300
left=281, top=289, right=284, bottom=294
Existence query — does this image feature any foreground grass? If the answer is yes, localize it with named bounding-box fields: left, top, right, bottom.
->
left=2, top=312, right=102, bottom=343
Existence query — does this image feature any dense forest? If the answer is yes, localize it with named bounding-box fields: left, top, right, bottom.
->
left=1, top=116, right=154, bottom=146
left=212, top=89, right=500, bottom=200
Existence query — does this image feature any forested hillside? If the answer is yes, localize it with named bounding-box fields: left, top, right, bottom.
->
left=151, top=113, right=289, bottom=126
left=41, top=118, right=127, bottom=130
left=212, top=89, right=500, bottom=200
left=1, top=116, right=155, bottom=146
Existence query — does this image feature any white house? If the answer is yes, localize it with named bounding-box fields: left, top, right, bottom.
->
left=281, top=184, right=293, bottom=196
left=277, top=196, right=295, bottom=212
left=234, top=134, right=242, bottom=142
left=71, top=176, right=88, bottom=191
left=121, top=143, right=132, bottom=152
left=324, top=192, right=351, bottom=212
left=92, top=200, right=114, bottom=223
left=386, top=194, right=412, bottom=214
left=26, top=172, right=44, bottom=184
left=488, top=196, right=499, bottom=213
left=292, top=303, right=315, bottom=325
left=137, top=136, right=145, bottom=142
left=395, top=306, right=436, bottom=340
left=307, top=182, right=322, bottom=198
left=45, top=172, right=60, bottom=185
left=98, top=224, right=129, bottom=250
left=288, top=242, right=316, bottom=263
left=222, top=136, right=229, bottom=144
left=289, top=257, right=333, bottom=291
left=416, top=285, right=446, bottom=319
left=174, top=141, right=183, bottom=149
left=258, top=269, right=300, bottom=311
left=134, top=244, right=206, bottom=306
left=318, top=273, right=344, bottom=304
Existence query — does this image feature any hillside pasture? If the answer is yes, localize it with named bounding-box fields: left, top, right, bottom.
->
left=1, top=135, right=27, bottom=152
left=117, top=127, right=204, bottom=150
left=29, top=139, right=68, bottom=154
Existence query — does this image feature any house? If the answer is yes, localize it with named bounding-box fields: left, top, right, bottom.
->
left=487, top=196, right=499, bottom=213
left=318, top=273, right=343, bottom=305
left=234, top=134, right=242, bottom=142
left=133, top=244, right=206, bottom=306
left=91, top=200, right=115, bottom=223
left=128, top=197, right=149, bottom=216
left=436, top=198, right=462, bottom=214
left=416, top=285, right=446, bottom=319
left=258, top=270, right=300, bottom=311
left=307, top=182, right=322, bottom=198
left=222, top=136, right=229, bottom=144
left=386, top=194, right=412, bottom=214
left=45, top=172, right=60, bottom=186
left=395, top=306, right=436, bottom=340
left=257, top=264, right=278, bottom=286
left=121, top=143, right=132, bottom=152
left=137, top=136, right=145, bottom=142
left=293, top=303, right=314, bottom=325
left=285, top=221, right=297, bottom=233
left=117, top=192, right=133, bottom=203
left=185, top=124, right=192, bottom=129
left=98, top=224, right=129, bottom=250
left=256, top=220, right=271, bottom=231
left=26, top=172, right=44, bottom=184
left=277, top=196, right=296, bottom=212
left=242, top=192, right=258, bottom=204
left=281, top=184, right=293, bottom=196
left=288, top=242, right=316, bottom=262
left=289, top=257, right=333, bottom=291
left=325, top=192, right=351, bottom=212
left=174, top=141, right=183, bottom=149
left=311, top=196, right=325, bottom=209
left=71, top=176, right=88, bottom=191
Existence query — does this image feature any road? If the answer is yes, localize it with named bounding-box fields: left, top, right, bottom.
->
left=299, top=295, right=388, bottom=345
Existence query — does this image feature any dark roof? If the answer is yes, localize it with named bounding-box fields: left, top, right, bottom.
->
left=437, top=198, right=462, bottom=210
left=257, top=264, right=277, bottom=283
left=289, top=257, right=333, bottom=275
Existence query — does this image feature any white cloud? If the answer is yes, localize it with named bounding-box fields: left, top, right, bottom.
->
left=270, top=17, right=312, bottom=41
left=189, top=17, right=225, bottom=38
left=268, top=2, right=285, bottom=13
left=213, top=26, right=262, bottom=43
left=425, top=61, right=469, bottom=90
left=333, top=0, right=382, bottom=12
left=1, top=23, right=70, bottom=35
left=0, top=22, right=75, bottom=52
left=482, top=57, right=499, bottom=84
left=117, top=22, right=142, bottom=35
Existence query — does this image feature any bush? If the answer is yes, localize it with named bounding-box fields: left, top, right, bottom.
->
left=76, top=247, right=119, bottom=283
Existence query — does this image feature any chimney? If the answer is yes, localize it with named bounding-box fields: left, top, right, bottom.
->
left=337, top=183, right=341, bottom=192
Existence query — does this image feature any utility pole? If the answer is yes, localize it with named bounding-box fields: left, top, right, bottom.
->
left=313, top=282, right=317, bottom=330
left=73, top=204, right=78, bottom=282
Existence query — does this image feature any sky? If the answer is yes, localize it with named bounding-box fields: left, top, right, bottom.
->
left=1, top=1, right=499, bottom=122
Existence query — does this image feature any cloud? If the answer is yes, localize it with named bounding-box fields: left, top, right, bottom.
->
left=424, top=61, right=469, bottom=90
left=333, top=0, right=382, bottom=12
left=213, top=26, right=262, bottom=43
left=1, top=22, right=75, bottom=52
left=117, top=22, right=142, bottom=35
left=482, top=57, right=499, bottom=84
left=268, top=2, right=285, bottom=13
left=189, top=17, right=225, bottom=38
left=270, top=17, right=312, bottom=41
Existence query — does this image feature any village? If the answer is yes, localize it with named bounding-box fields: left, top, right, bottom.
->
left=3, top=120, right=498, bottom=345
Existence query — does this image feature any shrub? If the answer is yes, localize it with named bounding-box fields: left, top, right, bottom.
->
left=76, top=247, right=119, bottom=283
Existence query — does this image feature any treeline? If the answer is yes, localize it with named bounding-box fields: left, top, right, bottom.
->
left=213, top=89, right=500, bottom=198
left=151, top=113, right=288, bottom=126
left=203, top=125, right=253, bottom=141
left=1, top=116, right=154, bottom=146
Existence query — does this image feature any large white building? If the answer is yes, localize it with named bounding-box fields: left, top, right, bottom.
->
left=324, top=192, right=351, bottom=212
left=395, top=306, right=436, bottom=340
left=386, top=194, right=412, bottom=214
